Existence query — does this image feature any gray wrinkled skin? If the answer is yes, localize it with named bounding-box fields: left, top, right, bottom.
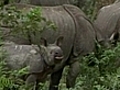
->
left=2, top=44, right=42, bottom=70
left=94, top=2, right=120, bottom=46
left=1, top=3, right=104, bottom=90
left=3, top=44, right=63, bottom=70
left=29, top=0, right=75, bottom=6
left=8, top=0, right=76, bottom=6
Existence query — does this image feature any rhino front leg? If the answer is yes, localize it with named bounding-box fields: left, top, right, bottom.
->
left=66, top=61, right=80, bottom=88
left=49, top=68, right=64, bottom=90
left=25, top=74, right=39, bottom=90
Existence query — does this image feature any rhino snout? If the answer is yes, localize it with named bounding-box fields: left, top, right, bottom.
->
left=53, top=49, right=64, bottom=64
left=47, top=45, right=64, bottom=65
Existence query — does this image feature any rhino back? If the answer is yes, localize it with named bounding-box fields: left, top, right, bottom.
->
left=95, top=2, right=120, bottom=39
left=29, top=0, right=75, bottom=6
left=14, top=0, right=75, bottom=6
left=2, top=44, right=41, bottom=70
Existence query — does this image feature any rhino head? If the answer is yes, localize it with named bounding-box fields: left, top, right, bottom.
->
left=24, top=36, right=64, bottom=85
left=33, top=36, right=64, bottom=66
left=98, top=31, right=119, bottom=48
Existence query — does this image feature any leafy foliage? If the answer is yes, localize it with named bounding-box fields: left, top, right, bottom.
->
left=78, top=0, right=97, bottom=21
left=76, top=0, right=116, bottom=21
left=0, top=1, right=120, bottom=90
left=72, top=42, right=120, bottom=90
left=0, top=5, right=56, bottom=42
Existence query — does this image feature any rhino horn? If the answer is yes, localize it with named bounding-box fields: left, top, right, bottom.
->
left=109, top=31, right=119, bottom=41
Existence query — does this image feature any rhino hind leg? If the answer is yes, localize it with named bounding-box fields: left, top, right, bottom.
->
left=66, top=61, right=80, bottom=88
left=49, top=68, right=64, bottom=90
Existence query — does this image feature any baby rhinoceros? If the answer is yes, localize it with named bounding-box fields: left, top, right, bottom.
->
left=1, top=37, right=64, bottom=89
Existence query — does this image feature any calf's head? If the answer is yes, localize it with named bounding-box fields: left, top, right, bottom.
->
left=35, top=36, right=64, bottom=66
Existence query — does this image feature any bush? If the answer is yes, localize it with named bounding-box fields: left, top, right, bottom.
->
left=72, top=42, right=120, bottom=90
left=75, top=0, right=116, bottom=21
left=0, top=5, right=56, bottom=41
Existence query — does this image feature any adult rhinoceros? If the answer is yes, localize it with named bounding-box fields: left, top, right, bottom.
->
left=29, top=0, right=75, bottom=6
left=1, top=37, right=64, bottom=89
left=94, top=1, right=120, bottom=45
left=3, top=0, right=76, bottom=6
left=1, top=3, right=117, bottom=90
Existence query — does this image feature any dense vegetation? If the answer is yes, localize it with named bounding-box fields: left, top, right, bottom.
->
left=75, top=0, right=116, bottom=20
left=0, top=0, right=120, bottom=90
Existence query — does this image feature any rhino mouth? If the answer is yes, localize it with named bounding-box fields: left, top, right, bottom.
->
left=54, top=56, right=64, bottom=63
left=55, top=56, right=64, bottom=60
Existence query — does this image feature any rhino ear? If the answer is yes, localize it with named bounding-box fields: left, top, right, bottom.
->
left=55, top=36, right=64, bottom=47
left=40, top=37, right=48, bottom=46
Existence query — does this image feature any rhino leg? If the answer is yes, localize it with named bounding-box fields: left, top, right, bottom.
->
left=25, top=74, right=39, bottom=90
left=66, top=61, right=80, bottom=88
left=49, top=68, right=64, bottom=90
